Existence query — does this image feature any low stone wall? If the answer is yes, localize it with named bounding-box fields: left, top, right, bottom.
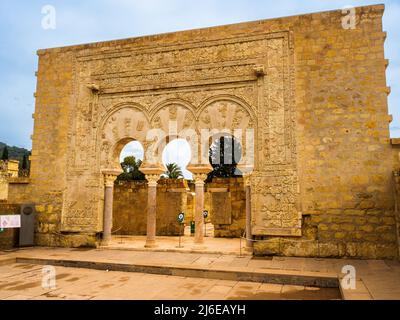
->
left=205, top=177, right=246, bottom=238
left=0, top=203, right=21, bottom=250
left=113, top=179, right=188, bottom=236
left=8, top=179, right=31, bottom=204
left=254, top=209, right=399, bottom=259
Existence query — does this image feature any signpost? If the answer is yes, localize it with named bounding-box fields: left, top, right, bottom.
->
left=203, top=210, right=209, bottom=237
left=177, top=212, right=185, bottom=248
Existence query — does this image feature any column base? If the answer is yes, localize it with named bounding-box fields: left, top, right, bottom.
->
left=144, top=239, right=158, bottom=248
left=101, top=238, right=111, bottom=247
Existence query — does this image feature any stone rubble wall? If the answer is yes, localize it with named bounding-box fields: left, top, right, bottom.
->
left=113, top=178, right=246, bottom=238
left=205, top=178, right=246, bottom=238
left=113, top=179, right=188, bottom=236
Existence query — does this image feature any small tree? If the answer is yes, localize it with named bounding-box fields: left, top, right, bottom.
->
left=117, top=156, right=145, bottom=181
left=21, top=153, right=29, bottom=170
left=164, top=163, right=183, bottom=179
left=1, top=146, right=9, bottom=161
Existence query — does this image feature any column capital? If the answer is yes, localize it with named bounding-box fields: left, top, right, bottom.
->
left=145, top=174, right=161, bottom=187
left=139, top=163, right=165, bottom=176
left=187, top=164, right=212, bottom=185
left=102, top=169, right=122, bottom=187
left=140, top=163, right=164, bottom=187
left=192, top=173, right=208, bottom=185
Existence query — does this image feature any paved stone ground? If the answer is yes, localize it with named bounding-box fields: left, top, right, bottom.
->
left=106, top=234, right=247, bottom=255
left=0, top=263, right=340, bottom=300
left=1, top=247, right=400, bottom=300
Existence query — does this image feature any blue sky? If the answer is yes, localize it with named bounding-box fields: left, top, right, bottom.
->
left=0, top=0, right=399, bottom=153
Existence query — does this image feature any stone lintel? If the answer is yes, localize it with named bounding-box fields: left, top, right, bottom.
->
left=207, top=188, right=228, bottom=193
left=139, top=164, right=165, bottom=176
left=102, top=169, right=123, bottom=176
left=187, top=164, right=212, bottom=175
left=167, top=188, right=189, bottom=193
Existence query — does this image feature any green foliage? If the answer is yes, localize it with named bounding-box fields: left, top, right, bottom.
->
left=0, top=142, right=30, bottom=162
left=207, top=135, right=242, bottom=181
left=1, top=146, right=8, bottom=160
left=117, top=156, right=145, bottom=181
left=163, top=163, right=183, bottom=179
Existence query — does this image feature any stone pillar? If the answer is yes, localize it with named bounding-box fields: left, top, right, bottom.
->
left=193, top=173, right=208, bottom=244
left=187, top=164, right=212, bottom=248
left=140, top=164, right=164, bottom=248
left=144, top=174, right=159, bottom=248
left=102, top=170, right=120, bottom=246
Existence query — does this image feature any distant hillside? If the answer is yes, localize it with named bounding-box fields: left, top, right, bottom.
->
left=0, top=142, right=31, bottom=162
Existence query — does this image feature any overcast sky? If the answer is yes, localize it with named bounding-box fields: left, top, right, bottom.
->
left=0, top=1, right=399, bottom=169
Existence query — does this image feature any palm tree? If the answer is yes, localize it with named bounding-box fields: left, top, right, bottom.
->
left=164, top=163, right=183, bottom=179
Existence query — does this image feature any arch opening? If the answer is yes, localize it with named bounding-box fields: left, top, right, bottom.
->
left=161, top=138, right=193, bottom=180
left=117, top=140, right=145, bottom=182
left=208, top=134, right=243, bottom=181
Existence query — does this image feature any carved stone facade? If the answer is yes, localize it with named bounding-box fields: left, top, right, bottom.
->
left=8, top=4, right=399, bottom=258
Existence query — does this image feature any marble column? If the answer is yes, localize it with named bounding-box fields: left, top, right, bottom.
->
left=140, top=164, right=164, bottom=249
left=102, top=171, right=120, bottom=246
left=144, top=174, right=160, bottom=248
left=193, top=173, right=208, bottom=245
left=187, top=164, right=211, bottom=248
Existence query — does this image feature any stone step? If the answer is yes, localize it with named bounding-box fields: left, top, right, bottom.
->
left=99, top=245, right=253, bottom=256
left=16, top=256, right=339, bottom=289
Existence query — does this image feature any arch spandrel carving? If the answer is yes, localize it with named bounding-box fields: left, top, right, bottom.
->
left=198, top=99, right=253, bottom=132
left=97, top=104, right=150, bottom=170
left=150, top=99, right=196, bottom=132
left=60, top=31, right=300, bottom=237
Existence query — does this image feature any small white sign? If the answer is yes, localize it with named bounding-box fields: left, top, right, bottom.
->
left=0, top=215, right=21, bottom=229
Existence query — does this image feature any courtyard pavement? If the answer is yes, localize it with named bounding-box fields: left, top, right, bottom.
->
left=0, top=263, right=340, bottom=300
left=1, top=246, right=400, bottom=300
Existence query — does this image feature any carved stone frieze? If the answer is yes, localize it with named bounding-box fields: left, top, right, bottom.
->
left=61, top=29, right=299, bottom=237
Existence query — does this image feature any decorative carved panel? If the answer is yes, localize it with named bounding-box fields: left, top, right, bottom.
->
left=60, top=30, right=299, bottom=236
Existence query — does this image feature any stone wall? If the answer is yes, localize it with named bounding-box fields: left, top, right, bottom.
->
left=252, top=4, right=398, bottom=259
left=20, top=4, right=399, bottom=258
left=113, top=179, right=188, bottom=236
left=291, top=5, right=396, bottom=259
left=0, top=203, right=20, bottom=250
left=392, top=170, right=400, bottom=258
left=205, top=178, right=246, bottom=238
